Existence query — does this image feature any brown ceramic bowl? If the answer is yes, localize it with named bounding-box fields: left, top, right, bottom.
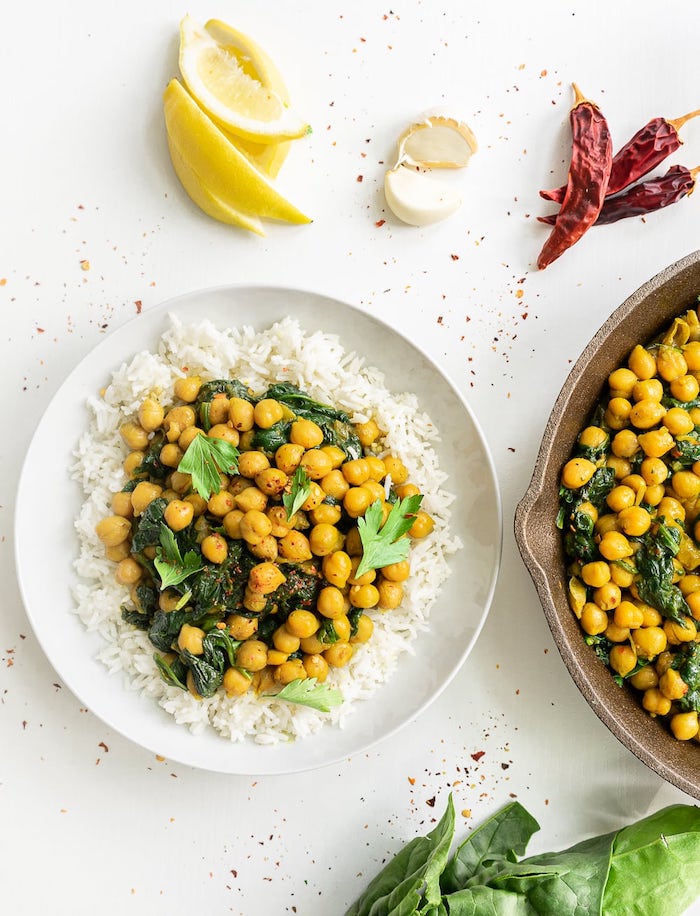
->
left=515, top=249, right=700, bottom=800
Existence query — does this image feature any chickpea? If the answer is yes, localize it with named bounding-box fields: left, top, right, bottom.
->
left=605, top=397, right=632, bottom=429
left=611, top=429, right=639, bottom=459
left=128, top=482, right=162, bottom=516
left=355, top=419, right=380, bottom=447
left=685, top=590, right=700, bottom=621
left=381, top=559, right=410, bottom=582
left=593, top=582, right=621, bottom=611
left=165, top=405, right=196, bottom=433
left=322, top=551, right=352, bottom=589
left=343, top=486, right=374, bottom=519
left=275, top=443, right=304, bottom=475
left=613, top=600, right=644, bottom=629
left=290, top=418, right=324, bottom=448
left=629, top=666, right=658, bottom=691
left=158, top=589, right=181, bottom=611
left=680, top=575, right=700, bottom=595
left=361, top=479, right=386, bottom=504
left=164, top=499, right=194, bottom=532
left=235, top=486, right=268, bottom=513
left=273, top=626, right=301, bottom=654
left=598, top=531, right=633, bottom=561
left=595, top=514, right=619, bottom=536
left=350, top=614, right=374, bottom=643
left=115, top=557, right=142, bottom=585
left=656, top=650, right=675, bottom=675
left=609, top=644, right=637, bottom=677
left=321, top=445, right=347, bottom=469
left=342, top=458, right=371, bottom=486
left=317, top=586, right=346, bottom=619
left=377, top=578, right=404, bottom=610
left=255, top=467, right=288, bottom=496
left=348, top=557, right=376, bottom=586
left=228, top=397, right=255, bottom=431
left=561, top=458, right=596, bottom=489
left=631, top=626, right=667, bottom=659
left=323, top=642, right=354, bottom=667
left=240, top=509, right=273, bottom=545
left=238, top=430, right=255, bottom=452
left=632, top=378, right=664, bottom=403
left=250, top=535, right=279, bottom=562
left=301, top=482, right=325, bottom=512
left=300, top=634, right=326, bottom=655
left=158, top=442, right=182, bottom=469
left=248, top=562, right=286, bottom=595
left=656, top=345, right=688, bottom=382
left=349, top=584, right=380, bottom=609
left=664, top=616, right=697, bottom=644
left=644, top=484, right=665, bottom=506
left=138, top=397, right=165, bottom=432
left=344, top=527, right=363, bottom=556
left=277, top=530, right=312, bottom=562
left=638, top=428, right=675, bottom=458
left=235, top=640, right=269, bottom=672
left=638, top=604, right=663, bottom=629
left=243, top=588, right=267, bottom=613
left=310, top=504, right=343, bottom=526
left=608, top=368, right=637, bottom=398
left=610, top=563, right=635, bottom=589
left=275, top=659, right=307, bottom=685
left=285, top=610, right=320, bottom=639
left=657, top=497, right=685, bottom=525
left=664, top=408, right=695, bottom=437
left=670, top=711, right=699, bottom=741
left=120, top=421, right=150, bottom=451
left=201, top=534, right=227, bottom=564
left=605, top=621, right=630, bottom=643
left=642, top=687, right=672, bottom=716
left=659, top=668, right=689, bottom=701
left=629, top=399, right=666, bottom=430
left=208, top=490, right=236, bottom=517
left=123, top=450, right=146, bottom=477
left=365, top=456, right=387, bottom=482
left=111, top=490, right=133, bottom=519
left=332, top=615, right=352, bottom=642
left=254, top=399, right=284, bottom=429
left=640, top=457, right=668, bottom=486
left=223, top=509, right=244, bottom=539
left=300, top=449, right=334, bottom=480
left=105, top=541, right=131, bottom=562
left=206, top=397, right=230, bottom=426
left=173, top=376, right=202, bottom=402
left=616, top=506, right=651, bottom=537
left=223, top=667, right=252, bottom=697
left=178, top=624, right=205, bottom=655
left=606, top=455, right=632, bottom=479
left=309, top=523, right=341, bottom=557
left=209, top=424, right=240, bottom=448
left=227, top=614, right=258, bottom=640
left=321, top=469, right=350, bottom=500
left=303, top=654, right=329, bottom=682
left=579, top=602, right=607, bottom=635
left=628, top=345, right=657, bottom=380
left=684, top=340, right=700, bottom=370
left=238, top=451, right=271, bottom=479
left=671, top=469, right=700, bottom=500
left=267, top=506, right=293, bottom=538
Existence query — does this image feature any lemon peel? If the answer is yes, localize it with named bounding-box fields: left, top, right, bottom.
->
left=178, top=15, right=309, bottom=143
left=383, top=108, right=477, bottom=227
left=163, top=78, right=310, bottom=230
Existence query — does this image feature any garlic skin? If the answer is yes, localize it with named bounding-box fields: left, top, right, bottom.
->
left=383, top=164, right=462, bottom=227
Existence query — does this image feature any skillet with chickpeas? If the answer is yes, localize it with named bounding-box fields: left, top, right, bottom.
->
left=95, top=375, right=435, bottom=709
left=558, top=306, right=700, bottom=744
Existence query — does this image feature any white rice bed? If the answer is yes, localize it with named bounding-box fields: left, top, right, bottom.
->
left=72, top=316, right=460, bottom=744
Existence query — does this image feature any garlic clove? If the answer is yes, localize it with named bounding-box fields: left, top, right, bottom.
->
left=383, top=164, right=462, bottom=226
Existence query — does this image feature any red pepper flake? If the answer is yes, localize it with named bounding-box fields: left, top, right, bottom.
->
left=471, top=751, right=485, bottom=762
left=357, top=175, right=364, bottom=182
left=36, top=327, right=45, bottom=334
left=450, top=253, right=459, bottom=261
left=426, top=796, right=436, bottom=807
left=375, top=219, right=386, bottom=227
left=437, top=316, right=444, bottom=325
left=508, top=447, right=516, bottom=452
left=134, top=299, right=142, bottom=314
left=407, top=776, right=416, bottom=785
left=22, top=720, right=27, bottom=729
left=231, top=870, right=238, bottom=878
left=98, top=741, right=109, bottom=753
left=540, top=69, right=548, bottom=77
left=521, top=312, right=529, bottom=320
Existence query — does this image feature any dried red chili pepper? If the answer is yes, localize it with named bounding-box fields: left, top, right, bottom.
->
left=540, top=109, right=700, bottom=204
left=538, top=164, right=699, bottom=227
left=537, top=85, right=612, bottom=270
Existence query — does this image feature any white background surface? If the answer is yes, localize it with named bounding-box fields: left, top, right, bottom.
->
left=2, top=1, right=699, bottom=913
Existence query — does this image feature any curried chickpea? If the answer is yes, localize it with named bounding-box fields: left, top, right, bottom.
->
left=611, top=429, right=639, bottom=459
left=355, top=419, right=381, bottom=447
left=290, top=418, right=324, bottom=448
left=266, top=505, right=293, bottom=538
left=320, top=469, right=350, bottom=500
left=321, top=445, right=346, bottom=469
left=303, top=654, right=329, bottom=682
left=235, top=640, right=269, bottom=672
left=670, top=711, right=699, bottom=741
left=629, top=399, right=666, bottom=430
left=227, top=614, right=258, bottom=640
left=248, top=561, right=286, bottom=595
left=317, top=586, right=346, bottom=619
left=250, top=534, right=279, bottom=562
left=255, top=467, right=288, bottom=496
left=609, top=645, right=637, bottom=677
left=593, top=582, right=621, bottom=611
left=580, top=602, right=608, bottom=636
left=608, top=368, right=637, bottom=398
left=342, top=458, right=371, bottom=486
left=598, top=530, right=633, bottom=561
left=201, top=533, right=228, bottom=564
left=343, top=486, right=374, bottom=519
left=640, top=457, right=668, bottom=485
left=235, top=486, right=268, bottom=513
left=164, top=499, right=194, bottom=532
left=301, top=481, right=325, bottom=512
left=629, top=666, right=658, bottom=691
left=381, top=559, right=410, bottom=582
left=561, top=458, right=596, bottom=489
left=223, top=509, right=245, bottom=539
left=240, top=509, right=273, bottom=545
left=322, top=550, right=352, bottom=589
left=616, top=506, right=651, bottom=537
left=310, top=504, right=343, bottom=526
left=223, top=667, right=252, bottom=697
left=115, top=557, right=142, bottom=586
left=228, top=397, right=255, bottom=431
left=628, top=344, right=657, bottom=380
left=275, top=443, right=304, bottom=475
left=173, top=376, right=202, bottom=402
left=349, top=583, right=380, bottom=609
left=277, top=530, right=312, bottom=562
left=138, top=397, right=165, bottom=432
left=238, top=451, right=271, bottom=479
left=207, top=396, right=230, bottom=426
left=613, top=601, right=644, bottom=629
left=178, top=624, right=205, bottom=655
left=637, top=428, right=675, bottom=458
left=111, top=490, right=134, bottom=518
left=324, top=642, right=354, bottom=667
left=632, top=378, right=664, bottom=402
left=105, top=541, right=131, bottom=562
left=254, top=399, right=284, bottom=429
left=300, top=449, right=334, bottom=480
left=350, top=614, right=374, bottom=644
left=206, top=490, right=234, bottom=518
left=309, top=523, right=341, bottom=557
left=273, top=626, right=301, bottom=655
left=285, top=610, right=320, bottom=639
left=209, top=424, right=240, bottom=447
left=659, top=667, right=689, bottom=701
left=275, top=659, right=307, bottom=685
left=631, top=626, right=667, bottom=659
left=663, top=407, right=695, bottom=437
left=642, top=687, right=672, bottom=716
left=130, top=481, right=163, bottom=516
left=656, top=344, right=688, bottom=382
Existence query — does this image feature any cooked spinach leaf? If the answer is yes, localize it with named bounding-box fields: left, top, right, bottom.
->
left=189, top=542, right=256, bottom=612
left=575, top=432, right=610, bottom=462
left=148, top=608, right=194, bottom=652
left=154, top=652, right=188, bottom=690
left=131, top=497, right=168, bottom=553
left=132, top=430, right=168, bottom=480
left=252, top=420, right=292, bottom=454
left=635, top=523, right=691, bottom=625
left=673, top=642, right=700, bottom=712
left=181, top=648, right=224, bottom=698
left=263, top=382, right=363, bottom=459
left=563, top=508, right=597, bottom=564
left=669, top=437, right=700, bottom=470
left=585, top=633, right=613, bottom=666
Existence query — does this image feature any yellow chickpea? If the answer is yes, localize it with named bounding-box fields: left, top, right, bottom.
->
left=309, top=523, right=341, bottom=557
left=610, top=563, right=635, bottom=589
left=343, top=486, right=374, bottom=519
left=671, top=373, right=700, bottom=402
left=581, top=561, right=611, bottom=588
left=228, top=397, right=255, bottom=432
left=310, top=504, right=343, bottom=526
left=303, top=654, right=329, bottom=682
left=611, top=429, right=639, bottom=459
left=208, top=490, right=236, bottom=518
left=640, top=457, right=668, bottom=485
left=169, top=470, right=192, bottom=494
left=606, top=455, right=632, bottom=479
left=248, top=562, right=286, bottom=595
left=342, top=458, right=371, bottom=486
left=255, top=467, right=288, bottom=496
left=235, top=486, right=268, bottom=513
left=373, top=577, right=401, bottom=610
left=605, top=397, right=632, bottom=429
left=657, top=497, right=686, bottom=524
left=321, top=445, right=347, bottom=469
left=273, top=626, right=301, bottom=655
left=222, top=509, right=244, bottom=539
left=644, top=484, right=666, bottom=506
left=238, top=451, right=271, bottom=479
left=178, top=624, right=205, bottom=655
left=680, top=575, right=700, bottom=595
left=671, top=469, right=700, bottom=500
left=598, top=531, right=633, bottom=561
left=659, top=668, right=689, bottom=700
left=561, top=458, right=596, bottom=489
left=250, top=535, right=279, bottom=562
left=299, top=481, right=325, bottom=512
left=605, top=621, right=630, bottom=643
left=629, top=399, right=666, bottom=430
left=656, top=345, right=688, bottom=382
left=632, top=378, right=664, bottom=402
left=365, top=456, right=387, bottom=481
left=300, top=449, right=334, bottom=480
left=317, top=586, right=346, bottom=619
left=254, top=399, right=284, bottom=429
left=382, top=456, right=409, bottom=485
left=638, top=428, right=675, bottom=458
left=670, top=711, right=699, bottom=741
left=115, top=557, right=142, bottom=586
left=201, top=534, right=227, bottom=564
left=111, top=490, right=134, bottom=519
left=631, top=626, right=667, bottom=659
left=381, top=559, right=410, bottom=582
left=235, top=640, right=269, bottom=672
left=629, top=666, right=658, bottom=691
left=593, top=582, right=621, bottom=611
left=642, top=687, right=672, bottom=716
left=123, top=450, right=145, bottom=477
left=173, top=376, right=202, bottom=402
left=178, top=424, right=200, bottom=453
left=664, top=408, right=695, bottom=437
left=164, top=499, right=194, bottom=532
left=322, top=551, right=352, bottom=589
left=227, top=614, right=258, bottom=640
left=409, top=511, right=434, bottom=539
left=290, top=418, right=324, bottom=448
left=323, top=642, right=354, bottom=667
left=275, top=443, right=305, bottom=475
left=120, top=421, right=150, bottom=451
left=613, top=600, right=644, bottom=629
left=606, top=486, right=635, bottom=514
left=266, top=506, right=293, bottom=538
left=684, top=340, right=700, bottom=370
left=349, top=584, right=380, bottom=609
left=138, top=397, right=165, bottom=432
left=664, top=617, right=697, bottom=645
left=240, top=509, right=273, bottom=545
left=130, top=481, right=163, bottom=516
left=616, top=506, right=651, bottom=537
left=608, top=367, right=638, bottom=398
left=685, top=590, right=700, bottom=621
left=277, top=530, right=313, bottom=562
left=595, top=514, right=619, bottom=536
left=209, top=424, right=240, bottom=447
left=344, top=527, right=363, bottom=556
left=159, top=442, right=183, bottom=468
left=628, top=345, right=657, bottom=379
left=285, top=610, right=320, bottom=639
left=640, top=604, right=662, bottom=627
left=223, top=667, right=252, bottom=697
left=350, top=614, right=374, bottom=644
left=355, top=419, right=381, bottom=447
left=609, top=644, right=637, bottom=677
left=300, top=634, right=326, bottom=655
left=105, top=541, right=131, bottom=562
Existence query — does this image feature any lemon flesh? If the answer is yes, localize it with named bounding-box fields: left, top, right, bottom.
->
left=163, top=78, right=310, bottom=227
left=179, top=15, right=309, bottom=143
left=384, top=164, right=461, bottom=226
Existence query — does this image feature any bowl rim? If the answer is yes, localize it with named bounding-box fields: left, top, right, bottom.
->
left=515, top=249, right=700, bottom=800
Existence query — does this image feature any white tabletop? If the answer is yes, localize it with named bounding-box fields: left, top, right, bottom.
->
left=2, top=1, right=699, bottom=913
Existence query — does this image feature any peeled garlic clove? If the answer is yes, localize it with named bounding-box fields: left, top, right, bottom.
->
left=398, top=112, right=477, bottom=169
left=383, top=164, right=462, bottom=226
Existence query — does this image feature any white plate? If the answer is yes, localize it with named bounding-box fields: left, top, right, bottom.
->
left=14, top=285, right=502, bottom=774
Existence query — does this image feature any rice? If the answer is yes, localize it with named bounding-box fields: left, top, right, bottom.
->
left=71, top=316, right=461, bottom=743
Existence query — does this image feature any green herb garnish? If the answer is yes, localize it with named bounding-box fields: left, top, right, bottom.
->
left=271, top=677, right=343, bottom=712
left=177, top=434, right=239, bottom=500
left=354, top=494, right=423, bottom=579
left=283, top=466, right=312, bottom=520
left=153, top=524, right=203, bottom=591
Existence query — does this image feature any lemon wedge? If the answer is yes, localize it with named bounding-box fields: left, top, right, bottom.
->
left=202, top=18, right=291, bottom=177
left=397, top=111, right=477, bottom=169
left=178, top=14, right=310, bottom=143
left=163, top=78, right=310, bottom=231
left=384, top=164, right=462, bottom=226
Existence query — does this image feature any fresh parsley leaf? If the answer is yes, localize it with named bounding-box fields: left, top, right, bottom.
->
left=270, top=677, right=343, bottom=712
left=154, top=524, right=203, bottom=591
left=354, top=494, right=423, bottom=579
left=177, top=434, right=239, bottom=500
left=283, top=466, right=312, bottom=520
